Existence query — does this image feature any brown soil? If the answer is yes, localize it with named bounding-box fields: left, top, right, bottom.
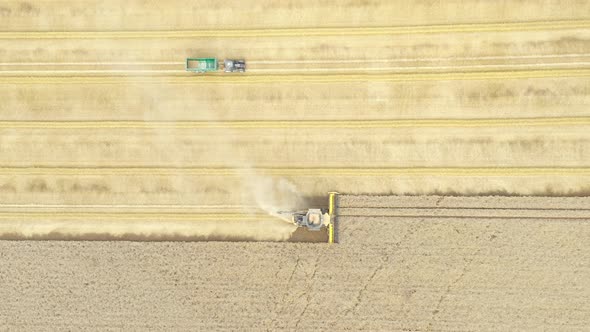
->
left=1, top=195, right=588, bottom=330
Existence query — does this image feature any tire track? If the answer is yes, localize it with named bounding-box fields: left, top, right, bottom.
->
left=0, top=117, right=588, bottom=129
left=1, top=19, right=588, bottom=39
left=1, top=53, right=589, bottom=66
left=337, top=195, right=590, bottom=209
left=2, top=69, right=589, bottom=83
left=250, top=54, right=590, bottom=63
left=2, top=61, right=589, bottom=75
left=338, top=207, right=590, bottom=218
left=0, top=167, right=588, bottom=176
left=248, top=62, right=590, bottom=73
left=339, top=215, right=589, bottom=220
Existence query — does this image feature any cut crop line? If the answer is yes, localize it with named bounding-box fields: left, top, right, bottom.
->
left=0, top=212, right=270, bottom=221
left=0, top=62, right=184, bottom=66
left=0, top=117, right=588, bottom=129
left=248, top=62, right=590, bottom=72
left=1, top=54, right=589, bottom=67
left=0, top=167, right=588, bottom=176
left=250, top=54, right=590, bottom=64
left=1, top=19, right=589, bottom=39
left=3, top=62, right=590, bottom=75
left=338, top=207, right=590, bottom=211
left=338, top=209, right=590, bottom=217
left=0, top=204, right=257, bottom=209
left=2, top=69, right=589, bottom=83
left=0, top=69, right=182, bottom=74
left=339, top=215, right=590, bottom=220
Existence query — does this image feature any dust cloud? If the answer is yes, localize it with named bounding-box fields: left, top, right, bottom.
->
left=240, top=168, right=309, bottom=221
left=47, top=62, right=303, bottom=241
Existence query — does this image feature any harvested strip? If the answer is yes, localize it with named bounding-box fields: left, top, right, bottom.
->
left=337, top=197, right=590, bottom=246
left=0, top=213, right=298, bottom=242
left=337, top=216, right=590, bottom=246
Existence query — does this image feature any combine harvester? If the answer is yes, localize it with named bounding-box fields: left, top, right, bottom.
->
left=185, top=58, right=246, bottom=73
left=279, top=192, right=339, bottom=243
left=280, top=209, right=329, bottom=231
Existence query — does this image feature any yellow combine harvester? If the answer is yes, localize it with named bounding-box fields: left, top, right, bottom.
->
left=288, top=209, right=329, bottom=231
left=278, top=192, right=338, bottom=243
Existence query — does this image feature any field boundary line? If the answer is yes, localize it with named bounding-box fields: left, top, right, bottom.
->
left=1, top=19, right=589, bottom=39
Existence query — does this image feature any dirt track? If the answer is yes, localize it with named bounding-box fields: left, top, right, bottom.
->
left=1, top=195, right=588, bottom=330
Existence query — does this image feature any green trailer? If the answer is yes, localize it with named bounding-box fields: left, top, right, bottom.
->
left=185, top=58, right=218, bottom=73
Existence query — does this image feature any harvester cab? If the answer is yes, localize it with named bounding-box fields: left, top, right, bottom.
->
left=284, top=209, right=329, bottom=231
left=224, top=59, right=246, bottom=72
